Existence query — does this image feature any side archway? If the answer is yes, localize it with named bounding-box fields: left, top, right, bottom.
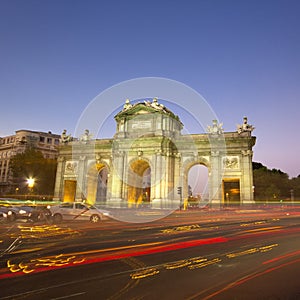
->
left=188, top=164, right=209, bottom=206
left=86, top=162, right=109, bottom=205
left=183, top=157, right=210, bottom=207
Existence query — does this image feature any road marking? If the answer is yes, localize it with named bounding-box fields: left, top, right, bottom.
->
left=188, top=258, right=221, bottom=269
left=241, top=226, right=282, bottom=233
left=227, top=248, right=258, bottom=258
left=131, top=268, right=159, bottom=279
left=164, top=259, right=192, bottom=269
left=161, top=224, right=201, bottom=234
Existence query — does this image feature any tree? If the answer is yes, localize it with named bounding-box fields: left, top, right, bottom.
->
left=253, top=162, right=291, bottom=202
left=9, top=148, right=57, bottom=196
left=290, top=176, right=300, bottom=201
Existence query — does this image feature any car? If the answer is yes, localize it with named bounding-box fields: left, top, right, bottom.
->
left=0, top=207, right=9, bottom=222
left=0, top=205, right=19, bottom=222
left=48, top=202, right=110, bottom=223
left=17, top=205, right=51, bottom=222
left=0, top=204, right=51, bottom=223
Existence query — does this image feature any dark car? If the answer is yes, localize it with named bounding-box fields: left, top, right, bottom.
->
left=0, top=207, right=9, bottom=222
left=16, top=205, right=51, bottom=222
left=0, top=205, right=19, bottom=222
left=0, top=204, right=51, bottom=223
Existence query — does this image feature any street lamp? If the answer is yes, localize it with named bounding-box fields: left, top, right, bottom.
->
left=27, top=177, right=35, bottom=194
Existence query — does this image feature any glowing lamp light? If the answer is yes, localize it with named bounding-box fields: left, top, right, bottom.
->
left=27, top=178, right=35, bottom=188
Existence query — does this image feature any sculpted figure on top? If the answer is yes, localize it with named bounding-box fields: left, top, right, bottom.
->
left=60, top=129, right=73, bottom=143
left=207, top=119, right=224, bottom=135
left=237, top=117, right=255, bottom=134
left=80, top=129, right=93, bottom=144
left=144, top=98, right=169, bottom=113
left=123, top=99, right=133, bottom=111
left=123, top=98, right=173, bottom=115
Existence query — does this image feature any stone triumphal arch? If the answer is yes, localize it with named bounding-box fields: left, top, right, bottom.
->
left=54, top=99, right=256, bottom=208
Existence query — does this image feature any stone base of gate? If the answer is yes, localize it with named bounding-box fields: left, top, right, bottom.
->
left=106, top=197, right=124, bottom=208
left=151, top=198, right=180, bottom=210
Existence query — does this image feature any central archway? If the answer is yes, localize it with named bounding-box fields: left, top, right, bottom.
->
left=127, top=159, right=151, bottom=207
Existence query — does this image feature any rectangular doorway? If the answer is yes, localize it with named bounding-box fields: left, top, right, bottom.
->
left=223, top=179, right=240, bottom=205
left=63, top=180, right=77, bottom=202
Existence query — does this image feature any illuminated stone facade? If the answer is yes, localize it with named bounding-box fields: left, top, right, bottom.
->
left=54, top=99, right=256, bottom=208
left=0, top=130, right=60, bottom=194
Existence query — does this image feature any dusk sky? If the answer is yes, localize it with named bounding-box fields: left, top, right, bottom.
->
left=1, top=0, right=300, bottom=177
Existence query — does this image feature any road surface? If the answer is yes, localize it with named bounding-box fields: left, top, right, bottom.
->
left=1, top=207, right=300, bottom=299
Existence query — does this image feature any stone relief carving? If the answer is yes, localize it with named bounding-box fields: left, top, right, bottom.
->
left=223, top=156, right=239, bottom=169
left=199, top=156, right=210, bottom=163
left=65, top=161, right=78, bottom=174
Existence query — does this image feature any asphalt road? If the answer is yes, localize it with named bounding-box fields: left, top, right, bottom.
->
left=1, top=207, right=300, bottom=299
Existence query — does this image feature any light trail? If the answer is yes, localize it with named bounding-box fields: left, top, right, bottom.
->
left=1, top=217, right=299, bottom=282
left=200, top=257, right=300, bottom=300
left=262, top=249, right=300, bottom=265
left=0, top=236, right=228, bottom=279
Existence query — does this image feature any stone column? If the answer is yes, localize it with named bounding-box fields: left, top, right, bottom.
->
left=75, top=155, right=86, bottom=202
left=108, top=151, right=124, bottom=207
left=161, top=152, right=174, bottom=208
left=172, top=153, right=182, bottom=209
left=210, top=150, right=222, bottom=206
left=241, top=150, right=254, bottom=204
left=53, top=156, right=65, bottom=201
left=163, top=153, right=170, bottom=199
left=152, top=151, right=163, bottom=208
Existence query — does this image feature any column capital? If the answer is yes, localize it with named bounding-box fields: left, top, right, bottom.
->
left=211, top=150, right=220, bottom=157
left=57, top=156, right=65, bottom=162
left=241, top=150, right=253, bottom=156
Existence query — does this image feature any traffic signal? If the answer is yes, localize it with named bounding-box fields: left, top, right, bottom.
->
left=177, top=186, right=182, bottom=195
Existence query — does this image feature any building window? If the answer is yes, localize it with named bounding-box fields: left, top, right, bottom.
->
left=54, top=138, right=59, bottom=145
left=40, top=136, right=45, bottom=143
left=47, top=138, right=52, bottom=144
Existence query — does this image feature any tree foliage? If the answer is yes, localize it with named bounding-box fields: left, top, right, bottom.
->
left=253, top=162, right=292, bottom=202
left=9, top=148, right=57, bottom=195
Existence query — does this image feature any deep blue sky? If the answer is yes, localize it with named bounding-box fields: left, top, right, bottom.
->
left=1, top=0, right=300, bottom=177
